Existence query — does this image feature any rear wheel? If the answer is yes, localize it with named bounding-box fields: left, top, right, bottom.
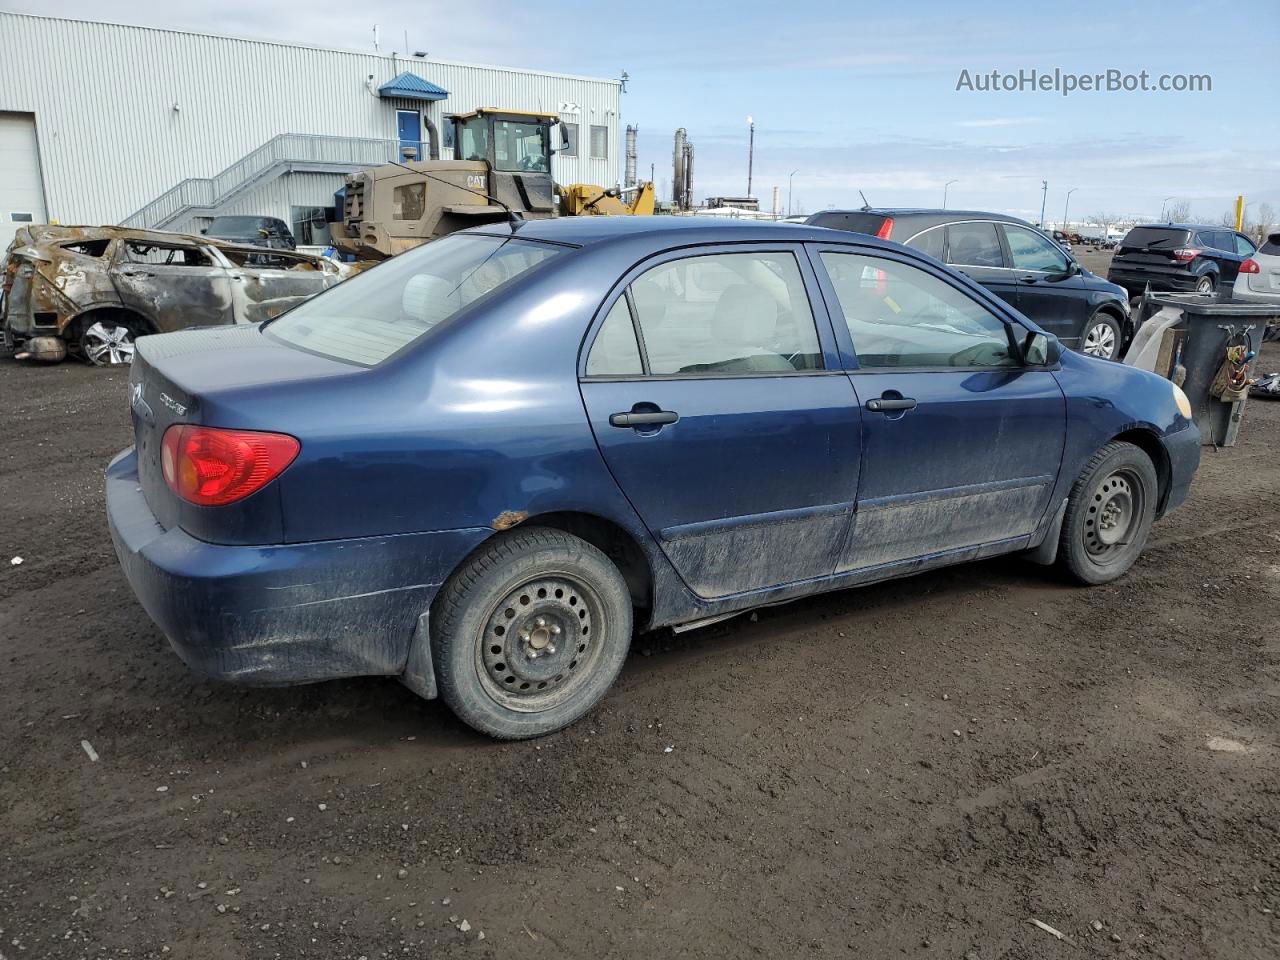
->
left=1057, top=441, right=1158, bottom=584
left=78, top=316, right=139, bottom=365
left=1196, top=275, right=1216, bottom=295
left=430, top=526, right=632, bottom=739
left=1080, top=312, right=1122, bottom=360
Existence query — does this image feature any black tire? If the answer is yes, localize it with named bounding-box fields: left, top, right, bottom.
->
left=76, top=312, right=141, bottom=366
left=1195, top=274, right=1216, bottom=295
left=430, top=526, right=632, bottom=739
left=1057, top=441, right=1158, bottom=585
left=1080, top=311, right=1123, bottom=360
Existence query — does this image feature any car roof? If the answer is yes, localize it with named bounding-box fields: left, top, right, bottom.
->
left=812, top=208, right=1036, bottom=224
left=470, top=215, right=883, bottom=248
left=1130, top=223, right=1233, bottom=232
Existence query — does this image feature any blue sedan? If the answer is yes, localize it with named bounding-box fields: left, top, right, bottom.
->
left=107, top=218, right=1200, bottom=738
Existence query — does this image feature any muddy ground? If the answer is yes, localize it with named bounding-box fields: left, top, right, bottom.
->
left=2, top=340, right=1279, bottom=960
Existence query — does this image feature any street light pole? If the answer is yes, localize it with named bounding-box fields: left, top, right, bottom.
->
left=1160, top=195, right=1174, bottom=221
left=1039, top=180, right=1048, bottom=228
left=788, top=169, right=798, bottom=217
left=1062, top=187, right=1077, bottom=233
left=943, top=179, right=958, bottom=209
left=746, top=116, right=755, bottom=198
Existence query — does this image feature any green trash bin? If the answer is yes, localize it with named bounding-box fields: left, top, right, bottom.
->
left=1125, top=292, right=1280, bottom=446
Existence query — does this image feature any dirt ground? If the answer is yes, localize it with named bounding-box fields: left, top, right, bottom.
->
left=3, top=339, right=1280, bottom=960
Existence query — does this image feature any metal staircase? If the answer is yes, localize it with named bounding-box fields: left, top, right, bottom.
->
left=122, top=133, right=404, bottom=230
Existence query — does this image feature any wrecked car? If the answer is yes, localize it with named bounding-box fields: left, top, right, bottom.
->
left=2, top=225, right=348, bottom=364
left=106, top=217, right=1201, bottom=740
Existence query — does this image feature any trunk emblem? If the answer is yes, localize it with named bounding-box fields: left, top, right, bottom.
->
left=130, top=381, right=153, bottom=420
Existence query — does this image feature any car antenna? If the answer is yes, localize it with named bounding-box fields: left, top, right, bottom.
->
left=858, top=190, right=872, bottom=211
left=382, top=159, right=524, bottom=231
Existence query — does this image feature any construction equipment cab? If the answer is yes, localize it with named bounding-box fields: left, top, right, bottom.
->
left=331, top=109, right=565, bottom=259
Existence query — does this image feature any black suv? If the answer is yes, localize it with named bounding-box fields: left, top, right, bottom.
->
left=806, top=209, right=1132, bottom=359
left=203, top=216, right=297, bottom=250
left=1107, top=224, right=1258, bottom=297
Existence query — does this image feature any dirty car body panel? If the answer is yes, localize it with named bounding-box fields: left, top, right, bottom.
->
left=2, top=225, right=345, bottom=358
left=104, top=217, right=1201, bottom=694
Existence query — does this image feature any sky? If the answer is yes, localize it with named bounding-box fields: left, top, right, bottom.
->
left=18, top=0, right=1280, bottom=224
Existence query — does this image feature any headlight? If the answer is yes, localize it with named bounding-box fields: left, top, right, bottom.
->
left=1172, top=382, right=1192, bottom=420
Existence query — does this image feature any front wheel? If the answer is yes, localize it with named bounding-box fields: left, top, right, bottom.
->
left=430, top=527, right=633, bottom=739
left=1080, top=312, right=1123, bottom=360
left=1057, top=441, right=1158, bottom=584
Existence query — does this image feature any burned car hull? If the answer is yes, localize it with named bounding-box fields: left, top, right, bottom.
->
left=2, top=224, right=349, bottom=364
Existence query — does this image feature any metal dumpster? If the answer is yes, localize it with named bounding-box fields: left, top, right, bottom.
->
left=1125, top=292, right=1280, bottom=446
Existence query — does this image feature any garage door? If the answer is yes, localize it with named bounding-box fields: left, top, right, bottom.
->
left=0, top=113, right=48, bottom=252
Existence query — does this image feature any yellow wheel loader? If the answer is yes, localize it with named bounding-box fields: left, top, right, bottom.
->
left=330, top=109, right=654, bottom=260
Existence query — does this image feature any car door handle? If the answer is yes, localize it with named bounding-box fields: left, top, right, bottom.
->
left=609, top=410, right=678, bottom=427
left=1019, top=275, right=1039, bottom=283
left=866, top=397, right=917, bottom=413
left=120, top=270, right=153, bottom=278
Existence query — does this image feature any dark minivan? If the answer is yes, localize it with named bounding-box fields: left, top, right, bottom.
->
left=203, top=216, right=297, bottom=250
left=1107, top=224, right=1258, bottom=297
left=807, top=209, right=1132, bottom=359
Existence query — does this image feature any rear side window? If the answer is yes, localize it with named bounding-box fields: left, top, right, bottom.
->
left=1234, top=234, right=1257, bottom=257
left=125, top=242, right=213, bottom=267
left=265, top=234, right=564, bottom=366
left=1120, top=227, right=1190, bottom=250
left=820, top=252, right=1017, bottom=369
left=945, top=222, right=1004, bottom=268
left=626, top=252, right=822, bottom=375
left=585, top=298, right=642, bottom=376
left=1261, top=234, right=1280, bottom=256
left=905, top=225, right=944, bottom=261
left=1195, top=231, right=1231, bottom=251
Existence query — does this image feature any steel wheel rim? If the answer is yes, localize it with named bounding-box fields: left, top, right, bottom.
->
left=1084, top=469, right=1143, bottom=562
left=475, top=573, right=605, bottom=713
left=1082, top=322, right=1116, bottom=358
left=82, top=321, right=135, bottom=365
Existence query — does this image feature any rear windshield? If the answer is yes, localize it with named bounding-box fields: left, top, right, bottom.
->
left=208, top=217, right=272, bottom=233
left=805, top=212, right=890, bottom=236
left=264, top=234, right=565, bottom=365
left=1120, top=227, right=1191, bottom=250
left=1261, top=233, right=1280, bottom=256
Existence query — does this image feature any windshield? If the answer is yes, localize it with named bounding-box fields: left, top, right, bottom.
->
left=493, top=120, right=550, bottom=173
left=209, top=217, right=270, bottom=235
left=264, top=234, right=565, bottom=366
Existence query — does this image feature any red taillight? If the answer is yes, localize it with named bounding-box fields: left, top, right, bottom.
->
left=875, top=217, right=895, bottom=240
left=1172, top=247, right=1201, bottom=262
left=160, top=425, right=299, bottom=506
left=1240, top=258, right=1260, bottom=274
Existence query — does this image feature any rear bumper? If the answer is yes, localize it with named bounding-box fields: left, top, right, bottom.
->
left=105, top=447, right=490, bottom=686
left=1108, top=268, right=1201, bottom=296
left=1161, top=421, right=1201, bottom=516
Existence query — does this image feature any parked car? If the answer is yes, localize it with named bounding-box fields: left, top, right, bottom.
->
left=106, top=217, right=1201, bottom=739
left=806, top=209, right=1132, bottom=359
left=1108, top=223, right=1258, bottom=298
left=203, top=215, right=297, bottom=250
left=1231, top=232, right=1280, bottom=306
left=2, top=225, right=348, bottom=364
left=1051, top=229, right=1073, bottom=252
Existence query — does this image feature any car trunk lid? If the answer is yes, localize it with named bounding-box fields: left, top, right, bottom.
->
left=1114, top=227, right=1193, bottom=266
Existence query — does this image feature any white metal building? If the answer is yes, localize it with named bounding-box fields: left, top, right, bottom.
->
left=0, top=12, right=622, bottom=248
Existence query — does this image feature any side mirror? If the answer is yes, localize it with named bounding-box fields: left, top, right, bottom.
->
left=200, top=228, right=208, bottom=235
left=1023, top=331, right=1061, bottom=366
left=556, top=120, right=570, bottom=153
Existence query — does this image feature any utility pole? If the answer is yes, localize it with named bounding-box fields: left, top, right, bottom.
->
left=1062, top=187, right=1077, bottom=233
left=1039, top=180, right=1048, bottom=228
left=1160, top=195, right=1174, bottom=221
left=943, top=179, right=958, bottom=209
left=746, top=116, right=755, bottom=198
left=788, top=169, right=798, bottom=216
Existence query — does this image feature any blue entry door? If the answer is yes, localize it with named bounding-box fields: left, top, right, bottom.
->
left=810, top=244, right=1066, bottom=571
left=396, top=110, right=423, bottom=160
left=578, top=244, right=862, bottom=600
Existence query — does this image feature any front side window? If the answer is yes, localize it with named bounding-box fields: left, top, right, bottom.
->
left=622, top=252, right=822, bottom=375
left=493, top=120, right=550, bottom=172
left=265, top=234, right=564, bottom=366
left=819, top=252, right=1018, bottom=369
left=945, top=221, right=1005, bottom=268
left=1004, top=224, right=1070, bottom=273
